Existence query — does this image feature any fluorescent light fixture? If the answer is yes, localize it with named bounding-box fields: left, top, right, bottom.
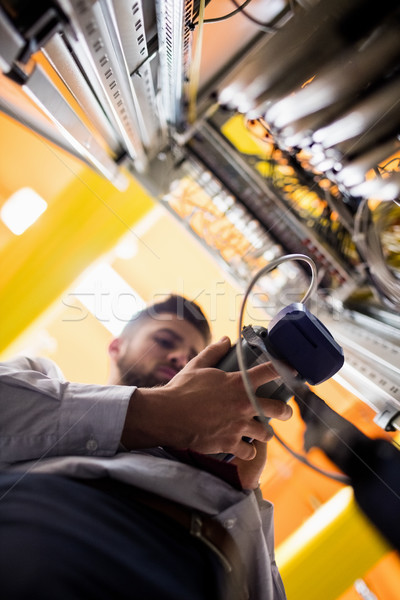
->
left=72, top=262, right=145, bottom=335
left=1, top=187, right=48, bottom=235
left=114, top=234, right=138, bottom=260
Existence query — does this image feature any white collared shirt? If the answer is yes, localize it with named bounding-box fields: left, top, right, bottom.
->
left=0, top=355, right=286, bottom=599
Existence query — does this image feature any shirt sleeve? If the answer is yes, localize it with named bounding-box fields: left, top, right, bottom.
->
left=0, top=356, right=134, bottom=464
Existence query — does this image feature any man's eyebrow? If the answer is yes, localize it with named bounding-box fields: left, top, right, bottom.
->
left=157, top=328, right=184, bottom=341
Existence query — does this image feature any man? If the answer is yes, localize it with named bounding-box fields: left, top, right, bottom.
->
left=0, top=294, right=292, bottom=600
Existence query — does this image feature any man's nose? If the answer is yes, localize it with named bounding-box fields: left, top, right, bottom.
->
left=167, top=349, right=190, bottom=369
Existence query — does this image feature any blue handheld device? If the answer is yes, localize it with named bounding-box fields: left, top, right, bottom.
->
left=217, top=302, right=344, bottom=386
left=215, top=303, right=344, bottom=461
left=267, top=303, right=344, bottom=385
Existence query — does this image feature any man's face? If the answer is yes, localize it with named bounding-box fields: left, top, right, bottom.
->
left=112, top=313, right=207, bottom=387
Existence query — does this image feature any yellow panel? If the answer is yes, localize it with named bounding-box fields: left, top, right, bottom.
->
left=338, top=551, right=400, bottom=600
left=0, top=167, right=154, bottom=353
left=276, top=487, right=390, bottom=600
left=221, top=113, right=271, bottom=156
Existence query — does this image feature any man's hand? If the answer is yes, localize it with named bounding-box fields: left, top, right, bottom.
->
left=121, top=337, right=292, bottom=458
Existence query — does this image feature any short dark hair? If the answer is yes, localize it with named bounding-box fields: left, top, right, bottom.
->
left=120, top=294, right=212, bottom=344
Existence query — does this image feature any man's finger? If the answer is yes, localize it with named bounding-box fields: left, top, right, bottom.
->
left=258, top=397, right=293, bottom=421
left=246, top=362, right=279, bottom=388
left=247, top=420, right=275, bottom=442
left=189, top=337, right=231, bottom=369
left=234, top=439, right=257, bottom=461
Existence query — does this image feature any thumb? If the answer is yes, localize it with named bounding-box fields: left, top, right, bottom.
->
left=190, top=336, right=231, bottom=369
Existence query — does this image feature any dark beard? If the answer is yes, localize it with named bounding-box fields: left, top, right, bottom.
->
left=117, top=364, right=167, bottom=388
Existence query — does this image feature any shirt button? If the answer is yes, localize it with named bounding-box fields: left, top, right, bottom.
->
left=223, top=518, right=237, bottom=529
left=86, top=438, right=98, bottom=452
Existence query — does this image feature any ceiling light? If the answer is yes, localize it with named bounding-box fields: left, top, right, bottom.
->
left=1, top=187, right=47, bottom=235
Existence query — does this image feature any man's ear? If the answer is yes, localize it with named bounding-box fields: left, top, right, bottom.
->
left=108, top=337, right=122, bottom=359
